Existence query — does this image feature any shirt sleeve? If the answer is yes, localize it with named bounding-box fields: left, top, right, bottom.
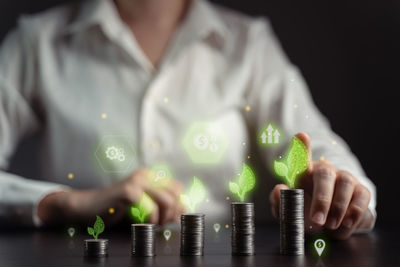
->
left=245, top=18, right=377, bottom=227
left=0, top=19, right=67, bottom=227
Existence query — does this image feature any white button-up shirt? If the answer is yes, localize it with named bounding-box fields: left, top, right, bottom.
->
left=0, top=0, right=376, bottom=227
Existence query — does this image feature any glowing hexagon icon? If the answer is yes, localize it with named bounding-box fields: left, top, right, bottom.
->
left=95, top=135, right=136, bottom=173
left=183, top=121, right=229, bottom=165
left=148, top=163, right=174, bottom=188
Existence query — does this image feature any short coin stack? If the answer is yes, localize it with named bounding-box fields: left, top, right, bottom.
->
left=180, top=213, right=205, bottom=256
left=84, top=239, right=108, bottom=257
left=280, top=189, right=304, bottom=255
left=231, top=202, right=255, bottom=255
left=131, top=224, right=156, bottom=257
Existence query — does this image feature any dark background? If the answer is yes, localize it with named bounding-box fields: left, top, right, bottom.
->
left=0, top=0, right=399, bottom=226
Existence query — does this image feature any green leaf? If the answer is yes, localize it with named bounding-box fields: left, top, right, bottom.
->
left=93, top=215, right=105, bottom=239
left=238, top=164, right=256, bottom=196
left=180, top=194, right=191, bottom=211
left=286, top=137, right=308, bottom=187
left=130, top=207, right=141, bottom=222
left=87, top=227, right=94, bottom=237
left=274, top=161, right=289, bottom=179
left=139, top=193, right=153, bottom=222
left=188, top=177, right=206, bottom=210
left=229, top=182, right=240, bottom=196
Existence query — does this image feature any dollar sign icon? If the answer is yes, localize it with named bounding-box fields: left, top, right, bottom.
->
left=314, top=239, right=326, bottom=256
left=194, top=134, right=209, bottom=150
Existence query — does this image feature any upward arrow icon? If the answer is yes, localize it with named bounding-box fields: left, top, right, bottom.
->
left=273, top=129, right=280, bottom=144
left=266, top=124, right=274, bottom=144
left=261, top=132, right=267, bottom=144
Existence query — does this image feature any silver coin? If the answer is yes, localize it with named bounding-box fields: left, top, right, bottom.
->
left=280, top=189, right=304, bottom=255
left=84, top=239, right=108, bottom=257
left=231, top=202, right=255, bottom=256
left=131, top=224, right=156, bottom=257
left=180, top=213, right=205, bottom=256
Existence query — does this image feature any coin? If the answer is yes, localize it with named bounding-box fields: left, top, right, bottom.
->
left=280, top=189, right=304, bottom=255
left=131, top=224, right=156, bottom=257
left=180, top=213, right=205, bottom=256
left=84, top=239, right=108, bottom=257
left=231, top=202, right=255, bottom=256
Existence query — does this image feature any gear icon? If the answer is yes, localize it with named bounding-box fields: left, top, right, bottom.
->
left=117, top=154, right=126, bottom=162
left=105, top=146, right=119, bottom=160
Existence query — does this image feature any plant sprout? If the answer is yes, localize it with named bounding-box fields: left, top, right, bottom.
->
left=274, top=136, right=309, bottom=188
left=130, top=193, right=154, bottom=223
left=180, top=177, right=206, bottom=212
left=87, top=215, right=105, bottom=240
left=229, top=164, right=256, bottom=202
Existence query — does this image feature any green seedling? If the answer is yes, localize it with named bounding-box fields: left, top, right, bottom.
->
left=274, top=136, right=309, bottom=188
left=87, top=215, right=105, bottom=240
left=229, top=164, right=256, bottom=202
left=180, top=177, right=206, bottom=212
left=130, top=193, right=154, bottom=223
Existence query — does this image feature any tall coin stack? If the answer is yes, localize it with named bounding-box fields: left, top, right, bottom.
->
left=231, top=202, right=255, bottom=256
left=280, top=189, right=304, bottom=255
left=131, top=224, right=156, bottom=257
left=84, top=239, right=108, bottom=257
left=180, top=213, right=205, bottom=256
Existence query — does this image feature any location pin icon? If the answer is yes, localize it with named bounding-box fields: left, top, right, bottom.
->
left=163, top=229, right=171, bottom=241
left=213, top=223, right=221, bottom=233
left=314, top=239, right=326, bottom=256
left=67, top=227, right=75, bottom=237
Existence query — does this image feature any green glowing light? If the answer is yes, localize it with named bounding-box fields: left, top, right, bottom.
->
left=148, top=163, right=173, bottom=188
left=87, top=215, right=105, bottom=240
left=180, top=177, right=206, bottom=212
left=274, top=137, right=308, bottom=188
left=130, top=193, right=154, bottom=223
left=94, top=135, right=136, bottom=173
left=182, top=121, right=228, bottom=165
left=229, top=164, right=256, bottom=202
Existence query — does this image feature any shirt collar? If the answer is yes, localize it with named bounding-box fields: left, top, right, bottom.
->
left=64, top=0, right=228, bottom=45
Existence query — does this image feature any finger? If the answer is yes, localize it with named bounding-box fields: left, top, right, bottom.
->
left=164, top=179, right=184, bottom=200
left=325, top=171, right=355, bottom=230
left=144, top=186, right=176, bottom=225
left=269, top=184, right=289, bottom=219
left=148, top=203, right=160, bottom=224
left=341, top=184, right=370, bottom=230
left=309, top=164, right=336, bottom=226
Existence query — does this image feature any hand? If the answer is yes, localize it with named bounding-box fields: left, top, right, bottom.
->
left=269, top=132, right=375, bottom=239
left=38, top=168, right=185, bottom=226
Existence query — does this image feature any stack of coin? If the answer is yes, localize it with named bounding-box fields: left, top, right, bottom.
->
left=84, top=239, right=108, bottom=257
left=231, top=202, right=255, bottom=256
left=180, top=213, right=205, bottom=256
left=280, top=189, right=304, bottom=255
left=131, top=224, right=156, bottom=257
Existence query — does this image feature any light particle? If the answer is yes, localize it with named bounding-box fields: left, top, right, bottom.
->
left=331, top=140, right=337, bottom=145
left=67, top=173, right=74, bottom=179
left=163, top=97, right=169, bottom=103
left=293, top=104, right=298, bottom=109
left=320, top=156, right=325, bottom=161
left=226, top=196, right=230, bottom=200
left=109, top=208, right=115, bottom=214
left=245, top=105, right=251, bottom=112
left=225, top=224, right=229, bottom=229
left=101, top=113, right=107, bottom=119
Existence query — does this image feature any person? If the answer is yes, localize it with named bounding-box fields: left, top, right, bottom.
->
left=0, top=0, right=375, bottom=239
